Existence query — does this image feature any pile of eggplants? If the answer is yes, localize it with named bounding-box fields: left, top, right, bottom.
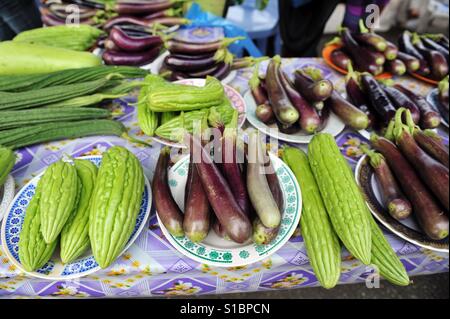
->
left=330, top=22, right=406, bottom=77
left=161, top=37, right=245, bottom=81
left=428, top=76, right=449, bottom=124
left=152, top=111, right=285, bottom=245
left=252, top=56, right=370, bottom=133
left=346, top=69, right=442, bottom=130
left=369, top=108, right=449, bottom=241
left=398, top=31, right=449, bottom=81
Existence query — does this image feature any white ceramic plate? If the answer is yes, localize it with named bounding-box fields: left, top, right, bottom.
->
left=1, top=156, right=153, bottom=280
left=427, top=89, right=449, bottom=128
left=157, top=153, right=302, bottom=267
left=355, top=155, right=449, bottom=253
left=152, top=78, right=247, bottom=148
left=150, top=51, right=237, bottom=85
left=245, top=92, right=346, bottom=144
left=0, top=175, right=15, bottom=223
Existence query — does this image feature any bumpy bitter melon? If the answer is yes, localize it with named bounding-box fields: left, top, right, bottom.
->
left=60, top=159, right=98, bottom=264
left=308, top=133, right=372, bottom=265
left=19, top=187, right=58, bottom=272
left=39, top=159, right=79, bottom=244
left=89, top=146, right=145, bottom=269
left=0, top=146, right=15, bottom=186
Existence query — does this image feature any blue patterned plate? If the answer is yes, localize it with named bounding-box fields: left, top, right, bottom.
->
left=157, top=153, right=302, bottom=267
left=1, top=156, right=152, bottom=280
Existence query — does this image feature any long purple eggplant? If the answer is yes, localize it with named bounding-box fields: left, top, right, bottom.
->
left=265, top=56, right=300, bottom=126
left=62, top=0, right=105, bottom=9
left=414, top=129, right=449, bottom=168
left=109, top=26, right=162, bottom=52
left=383, top=86, right=421, bottom=124
left=327, top=90, right=369, bottom=130
left=186, top=63, right=222, bottom=78
left=362, top=146, right=412, bottom=220
left=166, top=37, right=243, bottom=55
left=413, top=35, right=449, bottom=80
left=361, top=73, right=396, bottom=123
left=331, top=49, right=351, bottom=71
left=399, top=31, right=424, bottom=60
left=115, top=0, right=175, bottom=15
left=385, top=41, right=399, bottom=61
left=210, top=62, right=231, bottom=80
left=394, top=84, right=441, bottom=129
left=371, top=134, right=449, bottom=240
left=294, top=69, right=333, bottom=103
left=102, top=45, right=161, bottom=66
left=385, top=59, right=407, bottom=76
left=279, top=71, right=321, bottom=133
left=397, top=51, right=421, bottom=72
left=421, top=37, right=449, bottom=63
left=164, top=50, right=223, bottom=72
left=393, top=109, right=449, bottom=211
left=153, top=147, right=184, bottom=237
left=192, top=136, right=252, bottom=244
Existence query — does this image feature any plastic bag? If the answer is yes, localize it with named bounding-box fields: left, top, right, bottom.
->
left=184, top=3, right=263, bottom=57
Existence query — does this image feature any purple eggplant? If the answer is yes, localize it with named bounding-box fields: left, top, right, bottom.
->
left=361, top=73, right=396, bottom=123
left=354, top=22, right=388, bottom=52
left=399, top=31, right=424, bottom=60
left=265, top=56, right=300, bottom=126
left=294, top=70, right=333, bottom=103
left=330, top=49, right=351, bottom=70
left=62, top=0, right=105, bottom=9
left=166, top=37, right=243, bottom=55
left=164, top=50, right=223, bottom=72
left=186, top=63, right=222, bottom=78
left=397, top=51, right=421, bottom=72
left=109, top=26, right=162, bottom=52
left=279, top=70, right=321, bottom=133
left=102, top=45, right=161, bottom=66
left=382, top=86, right=421, bottom=124
left=385, top=41, right=399, bottom=61
left=394, top=84, right=442, bottom=129
left=385, top=59, right=407, bottom=76
left=414, top=129, right=449, bottom=168
left=327, top=91, right=369, bottom=130
left=210, top=62, right=231, bottom=80
left=421, top=37, right=449, bottom=63
left=114, top=0, right=175, bottom=15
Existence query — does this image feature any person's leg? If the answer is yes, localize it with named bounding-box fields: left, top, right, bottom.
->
left=0, top=17, right=16, bottom=41
left=0, top=0, right=42, bottom=37
left=278, top=0, right=341, bottom=57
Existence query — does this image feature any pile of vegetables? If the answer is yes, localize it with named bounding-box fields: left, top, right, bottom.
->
left=0, top=66, right=148, bottom=149
left=345, top=70, right=443, bottom=130
left=252, top=56, right=370, bottom=133
left=397, top=31, right=449, bottom=81
left=18, top=146, right=145, bottom=271
left=137, top=75, right=237, bottom=139
left=12, top=25, right=105, bottom=52
left=283, top=133, right=410, bottom=289
left=429, top=76, right=449, bottom=124
left=161, top=37, right=244, bottom=81
left=368, top=108, right=449, bottom=240
left=0, top=146, right=15, bottom=188
left=154, top=115, right=284, bottom=246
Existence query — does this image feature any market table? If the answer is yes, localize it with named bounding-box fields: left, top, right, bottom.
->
left=0, top=58, right=448, bottom=298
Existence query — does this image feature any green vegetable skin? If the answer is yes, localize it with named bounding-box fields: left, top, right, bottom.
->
left=89, top=146, right=145, bottom=269
left=282, top=147, right=342, bottom=289
left=308, top=133, right=372, bottom=265
left=147, top=76, right=225, bottom=112
left=0, top=146, right=15, bottom=186
left=0, top=42, right=102, bottom=75
left=39, top=160, right=79, bottom=244
left=369, top=214, right=410, bottom=286
left=18, top=188, right=58, bottom=272
left=60, top=160, right=98, bottom=264
left=137, top=85, right=159, bottom=136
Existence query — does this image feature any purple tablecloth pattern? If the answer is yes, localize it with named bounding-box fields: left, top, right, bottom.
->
left=0, top=59, right=448, bottom=298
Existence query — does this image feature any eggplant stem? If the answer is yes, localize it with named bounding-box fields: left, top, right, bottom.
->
left=361, top=144, right=384, bottom=168
left=384, top=119, right=396, bottom=141
left=392, top=108, right=412, bottom=142
left=249, top=61, right=262, bottom=90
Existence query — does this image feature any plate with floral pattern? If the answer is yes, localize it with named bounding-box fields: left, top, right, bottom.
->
left=1, top=156, right=152, bottom=280
left=156, top=153, right=302, bottom=267
left=152, top=78, right=247, bottom=148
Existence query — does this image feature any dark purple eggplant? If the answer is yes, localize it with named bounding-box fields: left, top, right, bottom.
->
left=294, top=70, right=333, bottom=103
left=362, top=146, right=412, bottom=220
left=399, top=30, right=424, bottom=60
left=265, top=155, right=284, bottom=211
left=341, top=28, right=382, bottom=75
left=385, top=59, right=407, bottom=76
left=361, top=73, right=397, bottom=123
left=256, top=104, right=275, bottom=124
left=414, top=38, right=449, bottom=80
left=331, top=49, right=351, bottom=70
left=326, top=91, right=369, bottom=130
left=186, top=63, right=222, bottom=78
left=169, top=71, right=189, bottom=82
left=170, top=52, right=216, bottom=61
left=104, top=39, right=121, bottom=51
left=109, top=26, right=162, bottom=52
left=210, top=62, right=231, bottom=80
left=265, top=56, right=300, bottom=126
left=382, top=86, right=421, bottom=124
left=166, top=37, right=242, bottom=55
left=397, top=51, right=421, bottom=72
left=164, top=51, right=223, bottom=72
left=354, top=22, right=388, bottom=52
left=421, top=37, right=449, bottom=63
left=385, top=41, right=399, bottom=61
left=279, top=70, right=321, bottom=133
left=414, top=129, right=449, bottom=168
left=104, top=16, right=153, bottom=30
left=62, top=0, right=105, bottom=9
left=394, top=84, right=442, bottom=129
left=153, top=147, right=184, bottom=237
left=371, top=134, right=449, bottom=240
left=346, top=66, right=377, bottom=127
left=370, top=50, right=387, bottom=66
left=102, top=45, right=161, bottom=66
left=192, top=136, right=252, bottom=244
left=115, top=0, right=174, bottom=15
left=393, top=109, right=449, bottom=211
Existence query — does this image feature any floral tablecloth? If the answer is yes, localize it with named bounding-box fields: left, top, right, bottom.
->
left=1, top=59, right=448, bottom=298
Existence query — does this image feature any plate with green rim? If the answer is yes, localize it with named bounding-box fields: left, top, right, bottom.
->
left=156, top=153, right=302, bottom=268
